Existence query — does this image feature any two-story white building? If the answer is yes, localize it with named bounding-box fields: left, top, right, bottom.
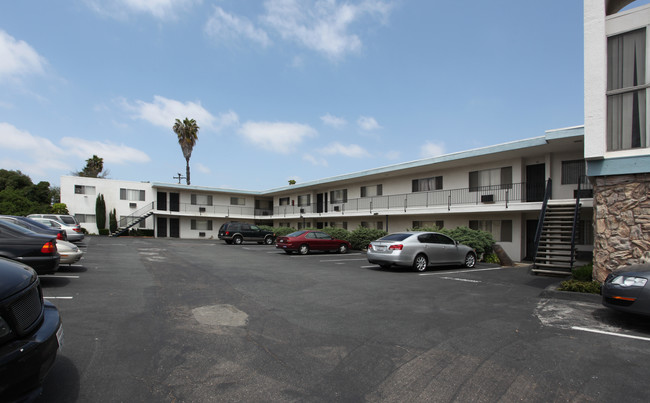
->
left=61, top=126, right=593, bottom=264
left=585, top=0, right=650, bottom=281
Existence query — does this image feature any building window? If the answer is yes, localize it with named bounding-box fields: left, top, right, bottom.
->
left=412, top=176, right=442, bottom=192
left=279, top=197, right=290, bottom=206
left=74, top=185, right=96, bottom=195
left=329, top=222, right=348, bottom=230
left=74, top=214, right=96, bottom=223
left=412, top=220, right=444, bottom=229
left=230, top=197, right=246, bottom=206
left=330, top=189, right=348, bottom=203
left=191, top=194, right=213, bottom=205
left=469, top=220, right=512, bottom=242
left=469, top=167, right=512, bottom=191
left=120, top=188, right=145, bottom=201
left=298, top=195, right=311, bottom=207
left=191, top=219, right=213, bottom=231
left=361, top=185, right=383, bottom=197
left=561, top=160, right=586, bottom=184
left=607, top=28, right=647, bottom=151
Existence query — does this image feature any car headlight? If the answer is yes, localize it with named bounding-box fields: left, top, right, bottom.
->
left=0, top=316, right=12, bottom=338
left=610, top=275, right=648, bottom=287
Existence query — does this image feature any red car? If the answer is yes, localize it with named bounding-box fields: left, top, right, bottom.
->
left=275, top=230, right=350, bottom=255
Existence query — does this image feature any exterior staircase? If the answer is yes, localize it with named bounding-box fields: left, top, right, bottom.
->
left=109, top=202, right=154, bottom=237
left=531, top=203, right=578, bottom=275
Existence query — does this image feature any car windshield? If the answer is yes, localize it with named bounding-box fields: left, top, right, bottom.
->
left=60, top=216, right=76, bottom=225
left=378, top=233, right=412, bottom=242
left=20, top=218, right=51, bottom=230
left=287, top=230, right=308, bottom=237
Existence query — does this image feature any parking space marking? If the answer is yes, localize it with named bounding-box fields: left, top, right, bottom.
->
left=419, top=266, right=509, bottom=276
left=42, top=275, right=80, bottom=279
left=440, top=276, right=481, bottom=283
left=320, top=258, right=367, bottom=262
left=45, top=296, right=74, bottom=300
left=572, top=326, right=650, bottom=342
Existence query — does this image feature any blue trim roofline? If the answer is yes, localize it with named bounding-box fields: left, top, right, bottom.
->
left=153, top=125, right=584, bottom=196
left=587, top=154, right=650, bottom=176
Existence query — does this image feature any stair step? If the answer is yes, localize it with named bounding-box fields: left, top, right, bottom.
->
left=533, top=262, right=573, bottom=270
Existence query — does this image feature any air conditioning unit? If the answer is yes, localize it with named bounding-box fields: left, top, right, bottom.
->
left=333, top=206, right=340, bottom=211
left=199, top=207, right=206, bottom=212
left=300, top=208, right=305, bottom=214
left=129, top=203, right=137, bottom=208
left=199, top=232, right=206, bottom=237
left=481, top=194, right=494, bottom=203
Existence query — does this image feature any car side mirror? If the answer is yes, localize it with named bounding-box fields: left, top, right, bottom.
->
left=455, top=240, right=459, bottom=246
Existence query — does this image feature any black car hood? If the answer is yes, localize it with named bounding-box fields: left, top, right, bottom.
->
left=611, top=264, right=650, bottom=276
left=0, top=257, right=37, bottom=298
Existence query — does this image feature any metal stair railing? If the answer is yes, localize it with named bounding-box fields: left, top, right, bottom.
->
left=531, top=178, right=552, bottom=266
left=110, top=202, right=154, bottom=237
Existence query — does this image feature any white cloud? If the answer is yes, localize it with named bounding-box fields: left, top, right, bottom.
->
left=239, top=121, right=317, bottom=153
left=205, top=6, right=271, bottom=47
left=59, top=137, right=151, bottom=164
left=420, top=141, right=446, bottom=158
left=0, top=30, right=46, bottom=82
left=195, top=162, right=211, bottom=174
left=320, top=142, right=369, bottom=158
left=357, top=116, right=381, bottom=131
left=122, top=95, right=237, bottom=132
left=84, top=0, right=200, bottom=20
left=303, top=153, right=328, bottom=166
left=320, top=113, right=347, bottom=128
left=262, top=0, right=394, bottom=59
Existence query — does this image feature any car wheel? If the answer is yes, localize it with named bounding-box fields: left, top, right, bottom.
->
left=264, top=236, right=274, bottom=245
left=464, top=252, right=477, bottom=268
left=413, top=254, right=428, bottom=272
left=233, top=236, right=243, bottom=245
left=299, top=244, right=310, bottom=255
left=337, top=244, right=349, bottom=254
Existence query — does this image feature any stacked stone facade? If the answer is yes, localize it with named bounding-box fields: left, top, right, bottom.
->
left=593, top=174, right=650, bottom=282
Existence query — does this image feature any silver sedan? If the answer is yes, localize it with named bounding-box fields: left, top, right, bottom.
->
left=367, top=231, right=477, bottom=272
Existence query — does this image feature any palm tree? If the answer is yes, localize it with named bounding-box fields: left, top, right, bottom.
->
left=172, top=118, right=199, bottom=185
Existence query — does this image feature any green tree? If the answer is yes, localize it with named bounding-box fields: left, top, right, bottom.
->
left=172, top=118, right=199, bottom=185
left=95, top=194, right=106, bottom=230
left=109, top=208, right=118, bottom=233
left=76, top=155, right=109, bottom=178
left=52, top=203, right=69, bottom=214
left=0, top=170, right=52, bottom=215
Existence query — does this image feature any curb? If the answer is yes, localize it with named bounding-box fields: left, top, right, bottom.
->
left=540, top=284, right=602, bottom=303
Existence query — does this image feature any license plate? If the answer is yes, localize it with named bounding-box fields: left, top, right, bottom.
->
left=56, top=325, right=64, bottom=349
left=375, top=246, right=386, bottom=251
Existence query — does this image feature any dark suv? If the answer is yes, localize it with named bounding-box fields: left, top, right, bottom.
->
left=0, top=257, right=62, bottom=401
left=218, top=222, right=275, bottom=245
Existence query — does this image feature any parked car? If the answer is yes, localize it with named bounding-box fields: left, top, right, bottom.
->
left=0, top=220, right=60, bottom=275
left=275, top=230, right=350, bottom=255
left=602, top=264, right=650, bottom=316
left=27, top=214, right=80, bottom=228
left=57, top=240, right=84, bottom=265
left=0, top=215, right=67, bottom=241
left=0, top=257, right=63, bottom=401
left=29, top=217, right=84, bottom=242
left=367, top=231, right=477, bottom=272
left=218, top=222, right=275, bottom=245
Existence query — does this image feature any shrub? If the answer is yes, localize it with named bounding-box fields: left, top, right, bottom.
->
left=558, top=280, right=601, bottom=294
left=258, top=225, right=296, bottom=237
left=482, top=253, right=500, bottom=264
left=319, top=227, right=351, bottom=242
left=98, top=228, right=110, bottom=236
left=572, top=263, right=594, bottom=282
left=348, top=227, right=387, bottom=250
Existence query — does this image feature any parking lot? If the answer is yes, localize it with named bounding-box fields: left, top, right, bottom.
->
left=36, top=236, right=650, bottom=402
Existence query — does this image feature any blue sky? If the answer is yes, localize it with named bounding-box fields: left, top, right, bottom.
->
left=0, top=1, right=602, bottom=190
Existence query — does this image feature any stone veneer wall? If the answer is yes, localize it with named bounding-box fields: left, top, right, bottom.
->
left=593, top=173, right=650, bottom=282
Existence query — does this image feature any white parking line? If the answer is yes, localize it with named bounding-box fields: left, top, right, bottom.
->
left=320, top=258, right=367, bottom=262
left=572, top=326, right=650, bottom=342
left=419, top=266, right=509, bottom=276
left=43, top=275, right=80, bottom=279
left=440, top=276, right=481, bottom=283
left=45, top=296, right=74, bottom=300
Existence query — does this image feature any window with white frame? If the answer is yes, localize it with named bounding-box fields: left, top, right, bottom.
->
left=360, top=221, right=383, bottom=230
left=412, top=220, right=444, bottom=229
left=279, top=197, right=290, bottom=206
left=298, top=194, right=311, bottom=206
left=74, top=214, right=96, bottom=223
left=561, top=160, right=586, bottom=184
left=230, top=197, right=246, bottom=206
left=120, top=188, right=145, bottom=201
left=469, top=167, right=512, bottom=191
left=330, top=189, right=348, bottom=204
left=360, top=185, right=383, bottom=197
left=412, top=176, right=442, bottom=192
left=191, top=194, right=213, bottom=205
left=469, top=220, right=512, bottom=242
left=607, top=28, right=647, bottom=151
left=74, top=185, right=96, bottom=195
left=191, top=219, right=213, bottom=231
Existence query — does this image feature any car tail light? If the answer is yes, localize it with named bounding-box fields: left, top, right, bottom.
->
left=389, top=244, right=404, bottom=250
left=73, top=227, right=82, bottom=233
left=225, top=231, right=230, bottom=235
left=367, top=244, right=373, bottom=250
left=56, top=233, right=64, bottom=240
left=41, top=241, right=56, bottom=254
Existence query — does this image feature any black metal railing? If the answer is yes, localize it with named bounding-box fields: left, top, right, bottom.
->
left=531, top=178, right=553, bottom=263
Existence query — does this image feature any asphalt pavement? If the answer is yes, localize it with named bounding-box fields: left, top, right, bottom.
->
left=34, top=236, right=650, bottom=402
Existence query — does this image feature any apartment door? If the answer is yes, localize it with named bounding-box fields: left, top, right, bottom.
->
left=169, top=192, right=180, bottom=212
left=316, top=193, right=328, bottom=213
left=525, top=219, right=538, bottom=261
left=526, top=164, right=546, bottom=202
left=157, top=192, right=167, bottom=210
left=157, top=217, right=167, bottom=238
left=169, top=218, right=180, bottom=238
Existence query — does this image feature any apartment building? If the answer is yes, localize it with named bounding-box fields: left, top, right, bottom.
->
left=61, top=126, right=593, bottom=263
left=584, top=0, right=650, bottom=281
